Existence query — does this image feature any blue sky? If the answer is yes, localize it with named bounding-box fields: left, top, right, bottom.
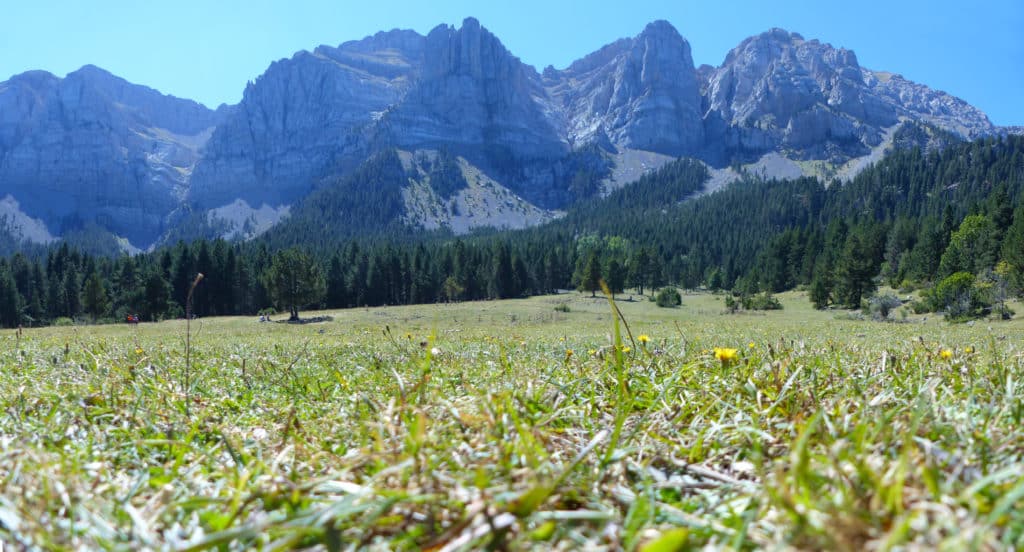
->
left=2, top=0, right=1021, bottom=125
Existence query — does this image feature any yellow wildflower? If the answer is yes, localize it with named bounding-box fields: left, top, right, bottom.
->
left=565, top=349, right=574, bottom=359
left=964, top=346, right=974, bottom=354
left=939, top=349, right=953, bottom=360
left=714, top=347, right=739, bottom=364
left=748, top=342, right=756, bottom=349
left=638, top=334, right=650, bottom=344
left=134, top=347, right=144, bottom=355
left=621, top=346, right=631, bottom=353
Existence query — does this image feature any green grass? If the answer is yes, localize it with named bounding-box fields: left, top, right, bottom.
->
left=1, top=291, right=1023, bottom=549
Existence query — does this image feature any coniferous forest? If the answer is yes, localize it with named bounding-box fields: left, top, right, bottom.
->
left=0, top=135, right=1022, bottom=327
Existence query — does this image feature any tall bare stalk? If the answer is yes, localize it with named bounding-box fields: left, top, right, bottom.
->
left=185, top=273, right=204, bottom=419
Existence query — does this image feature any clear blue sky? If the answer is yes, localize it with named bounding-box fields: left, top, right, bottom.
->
left=2, top=0, right=1021, bottom=125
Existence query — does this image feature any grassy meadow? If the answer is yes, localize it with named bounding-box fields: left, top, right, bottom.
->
left=1, top=291, right=1023, bottom=550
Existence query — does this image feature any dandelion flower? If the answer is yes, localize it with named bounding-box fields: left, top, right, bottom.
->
left=714, top=347, right=739, bottom=364
left=621, top=346, right=631, bottom=353
left=964, top=346, right=974, bottom=354
left=638, top=334, right=651, bottom=344
left=748, top=342, right=756, bottom=349
left=565, top=349, right=574, bottom=359
left=134, top=347, right=144, bottom=355
left=939, top=349, right=953, bottom=360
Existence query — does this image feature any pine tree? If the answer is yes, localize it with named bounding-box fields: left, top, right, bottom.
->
left=81, top=270, right=109, bottom=321
left=62, top=271, right=81, bottom=319
left=0, top=264, right=21, bottom=328
left=629, top=248, right=650, bottom=295
left=489, top=242, right=514, bottom=299
left=140, top=270, right=171, bottom=321
left=578, top=253, right=602, bottom=297
left=326, top=254, right=348, bottom=308
left=809, top=269, right=831, bottom=309
left=606, top=258, right=626, bottom=298
left=834, top=232, right=876, bottom=308
left=263, top=248, right=326, bottom=320
left=1001, top=205, right=1024, bottom=294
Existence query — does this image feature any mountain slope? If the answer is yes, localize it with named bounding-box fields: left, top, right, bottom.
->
left=0, top=66, right=225, bottom=248
left=183, top=19, right=997, bottom=245
left=1, top=19, right=1006, bottom=251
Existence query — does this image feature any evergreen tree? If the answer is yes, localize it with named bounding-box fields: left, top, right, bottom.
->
left=511, top=255, right=531, bottom=298
left=326, top=254, right=348, bottom=308
left=606, top=258, right=626, bottom=298
left=938, top=214, right=1000, bottom=278
left=140, top=270, right=171, bottom=321
left=263, top=248, right=326, bottom=320
left=578, top=253, right=602, bottom=297
left=834, top=232, right=877, bottom=308
left=1001, top=205, right=1024, bottom=294
left=809, top=270, right=831, bottom=310
left=629, top=248, right=651, bottom=295
left=0, top=264, right=21, bottom=328
left=171, top=244, right=195, bottom=312
left=489, top=242, right=515, bottom=299
left=81, top=270, right=109, bottom=321
left=62, top=271, right=81, bottom=319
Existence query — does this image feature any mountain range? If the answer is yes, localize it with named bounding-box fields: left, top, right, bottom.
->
left=0, top=18, right=1013, bottom=251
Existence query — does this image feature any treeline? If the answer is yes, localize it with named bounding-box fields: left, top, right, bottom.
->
left=0, top=136, right=1022, bottom=327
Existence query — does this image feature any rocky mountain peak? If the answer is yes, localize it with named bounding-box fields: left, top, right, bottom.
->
left=0, top=66, right=223, bottom=247
left=423, top=17, right=530, bottom=81
left=382, top=18, right=564, bottom=162
left=63, top=64, right=222, bottom=136
left=638, top=19, right=682, bottom=40
left=548, top=19, right=704, bottom=155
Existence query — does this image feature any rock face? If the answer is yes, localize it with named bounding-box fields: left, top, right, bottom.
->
left=384, top=18, right=565, bottom=159
left=545, top=20, right=705, bottom=156
left=0, top=65, right=223, bottom=247
left=1, top=19, right=1005, bottom=248
left=700, top=29, right=996, bottom=162
left=191, top=19, right=998, bottom=218
left=188, top=29, right=425, bottom=209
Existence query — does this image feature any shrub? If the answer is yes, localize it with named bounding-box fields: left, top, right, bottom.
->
left=725, top=291, right=782, bottom=312
left=993, top=304, right=1015, bottom=320
left=53, top=317, right=75, bottom=327
left=554, top=303, right=571, bottom=313
left=742, top=292, right=783, bottom=311
left=724, top=294, right=739, bottom=313
left=924, top=272, right=991, bottom=322
left=655, top=287, right=682, bottom=308
left=868, top=294, right=903, bottom=321
left=909, top=300, right=930, bottom=314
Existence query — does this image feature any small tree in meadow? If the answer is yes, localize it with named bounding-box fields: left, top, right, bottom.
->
left=263, top=248, right=326, bottom=321
left=605, top=258, right=626, bottom=298
left=578, top=253, right=602, bottom=297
